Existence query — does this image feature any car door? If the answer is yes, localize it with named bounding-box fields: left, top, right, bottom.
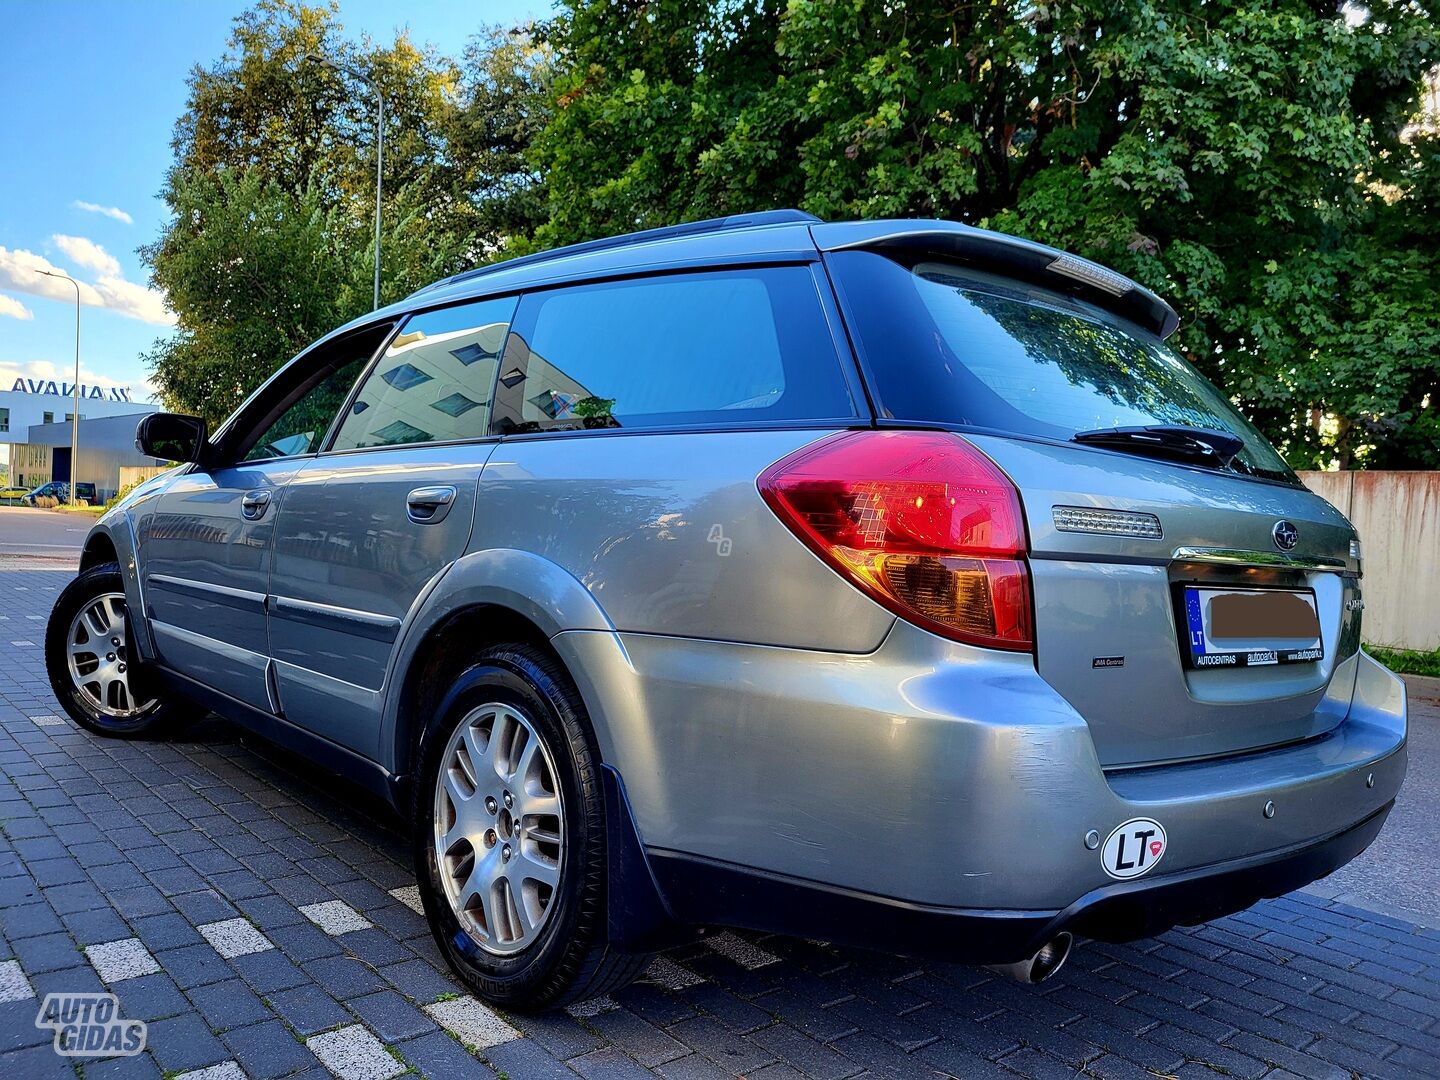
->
left=137, top=329, right=384, bottom=713
left=266, top=296, right=517, bottom=759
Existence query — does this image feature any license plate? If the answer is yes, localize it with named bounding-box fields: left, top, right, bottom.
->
left=1182, top=586, right=1322, bottom=668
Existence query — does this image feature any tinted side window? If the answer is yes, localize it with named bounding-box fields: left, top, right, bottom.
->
left=331, top=297, right=518, bottom=451
left=242, top=356, right=368, bottom=462
left=492, top=268, right=854, bottom=433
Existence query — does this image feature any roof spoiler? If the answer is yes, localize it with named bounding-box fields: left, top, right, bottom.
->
left=811, top=220, right=1180, bottom=339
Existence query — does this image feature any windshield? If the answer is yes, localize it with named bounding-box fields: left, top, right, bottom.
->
left=831, top=251, right=1295, bottom=484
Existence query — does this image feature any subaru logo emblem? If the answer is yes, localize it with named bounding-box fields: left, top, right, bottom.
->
left=1272, top=520, right=1299, bottom=551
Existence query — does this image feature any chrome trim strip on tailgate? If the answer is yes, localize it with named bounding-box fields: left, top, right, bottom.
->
left=1171, top=547, right=1351, bottom=573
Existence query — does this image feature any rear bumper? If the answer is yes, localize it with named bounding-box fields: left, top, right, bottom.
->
left=560, top=618, right=1406, bottom=958
left=643, top=799, right=1394, bottom=964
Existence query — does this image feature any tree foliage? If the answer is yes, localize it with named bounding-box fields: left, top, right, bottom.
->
left=528, top=0, right=1440, bottom=468
left=144, top=0, right=550, bottom=425
left=146, top=0, right=1439, bottom=467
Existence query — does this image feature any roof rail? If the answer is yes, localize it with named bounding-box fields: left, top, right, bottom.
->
left=415, top=209, right=822, bottom=297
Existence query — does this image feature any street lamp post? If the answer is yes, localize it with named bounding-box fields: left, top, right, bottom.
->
left=305, top=54, right=384, bottom=309
left=35, top=270, right=81, bottom=506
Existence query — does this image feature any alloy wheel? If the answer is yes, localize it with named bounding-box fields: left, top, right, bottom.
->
left=433, top=702, right=566, bottom=956
left=65, top=591, right=154, bottom=718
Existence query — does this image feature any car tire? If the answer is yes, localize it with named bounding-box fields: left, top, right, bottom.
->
left=413, top=643, right=650, bottom=1010
left=44, top=562, right=200, bottom=738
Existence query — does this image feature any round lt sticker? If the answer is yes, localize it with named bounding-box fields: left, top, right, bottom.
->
left=1101, top=818, right=1167, bottom=880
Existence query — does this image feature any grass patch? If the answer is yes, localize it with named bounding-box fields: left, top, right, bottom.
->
left=1366, top=644, right=1440, bottom=678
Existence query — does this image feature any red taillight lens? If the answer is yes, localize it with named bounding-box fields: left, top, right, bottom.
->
left=758, top=431, right=1033, bottom=650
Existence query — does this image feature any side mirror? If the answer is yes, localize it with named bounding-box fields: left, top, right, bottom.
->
left=136, top=413, right=208, bottom=463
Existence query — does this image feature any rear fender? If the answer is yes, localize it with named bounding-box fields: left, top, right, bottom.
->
left=380, top=548, right=616, bottom=779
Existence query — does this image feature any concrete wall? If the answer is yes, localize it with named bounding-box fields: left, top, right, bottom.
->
left=1298, top=471, right=1440, bottom=652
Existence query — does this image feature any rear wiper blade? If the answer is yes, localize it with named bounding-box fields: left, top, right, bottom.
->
left=1072, top=425, right=1245, bottom=468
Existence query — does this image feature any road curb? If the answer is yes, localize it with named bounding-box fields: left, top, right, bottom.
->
left=1404, top=672, right=1440, bottom=705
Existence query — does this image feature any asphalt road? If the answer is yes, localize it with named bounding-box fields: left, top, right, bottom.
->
left=0, top=507, right=87, bottom=561
left=1304, top=677, right=1440, bottom=925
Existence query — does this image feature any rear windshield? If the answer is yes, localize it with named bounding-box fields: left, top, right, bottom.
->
left=831, top=251, right=1295, bottom=484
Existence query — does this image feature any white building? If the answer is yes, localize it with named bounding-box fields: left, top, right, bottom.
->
left=0, top=377, right=162, bottom=499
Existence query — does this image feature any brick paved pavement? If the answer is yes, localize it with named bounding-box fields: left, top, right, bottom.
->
left=1, top=569, right=1438, bottom=1079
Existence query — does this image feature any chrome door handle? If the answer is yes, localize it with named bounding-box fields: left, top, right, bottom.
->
left=240, top=490, right=272, bottom=521
left=406, top=485, right=457, bottom=524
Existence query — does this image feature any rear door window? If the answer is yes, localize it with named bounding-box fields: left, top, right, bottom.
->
left=330, top=296, right=518, bottom=450
left=491, top=267, right=855, bottom=433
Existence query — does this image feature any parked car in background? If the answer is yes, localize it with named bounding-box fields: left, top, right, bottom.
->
left=46, top=212, right=1407, bottom=1009
left=23, top=481, right=96, bottom=505
left=0, top=484, right=29, bottom=503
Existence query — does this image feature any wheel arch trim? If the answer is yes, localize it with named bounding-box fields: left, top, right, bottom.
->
left=380, top=548, right=617, bottom=781
left=81, top=518, right=158, bottom=660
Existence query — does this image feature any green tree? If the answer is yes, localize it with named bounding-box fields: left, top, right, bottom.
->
left=144, top=0, right=478, bottom=424
left=529, top=0, right=1440, bottom=468
left=449, top=26, right=558, bottom=252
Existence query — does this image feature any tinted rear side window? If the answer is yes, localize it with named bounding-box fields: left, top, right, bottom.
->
left=331, top=296, right=517, bottom=450
left=830, top=250, right=1293, bottom=483
left=491, top=267, right=855, bottom=433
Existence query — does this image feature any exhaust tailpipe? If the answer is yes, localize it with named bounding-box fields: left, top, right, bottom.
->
left=983, top=933, right=1073, bottom=984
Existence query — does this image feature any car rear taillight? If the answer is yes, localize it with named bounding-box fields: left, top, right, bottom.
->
left=757, top=431, right=1033, bottom=650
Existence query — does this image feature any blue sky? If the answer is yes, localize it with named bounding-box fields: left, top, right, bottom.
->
left=0, top=0, right=549, bottom=402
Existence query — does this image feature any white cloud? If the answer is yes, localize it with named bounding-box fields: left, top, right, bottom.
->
left=73, top=201, right=134, bottom=225
left=0, top=295, right=33, bottom=321
left=53, top=235, right=121, bottom=278
left=0, top=243, right=173, bottom=327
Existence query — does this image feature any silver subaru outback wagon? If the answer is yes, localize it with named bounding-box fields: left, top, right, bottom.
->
left=45, top=210, right=1407, bottom=1008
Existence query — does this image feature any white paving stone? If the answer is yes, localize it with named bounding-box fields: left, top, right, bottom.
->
left=299, top=900, right=373, bottom=935
left=86, top=938, right=160, bottom=983
left=705, top=930, right=780, bottom=969
left=29, top=714, right=65, bottom=727
left=565, top=994, right=619, bottom=1018
left=0, top=959, right=34, bottom=1003
left=10, top=640, right=34, bottom=647
left=198, top=918, right=274, bottom=958
left=424, top=995, right=519, bottom=1050
left=307, top=1025, right=405, bottom=1080
left=645, top=955, right=704, bottom=990
left=174, top=1064, right=248, bottom=1080
left=388, top=885, right=424, bottom=915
